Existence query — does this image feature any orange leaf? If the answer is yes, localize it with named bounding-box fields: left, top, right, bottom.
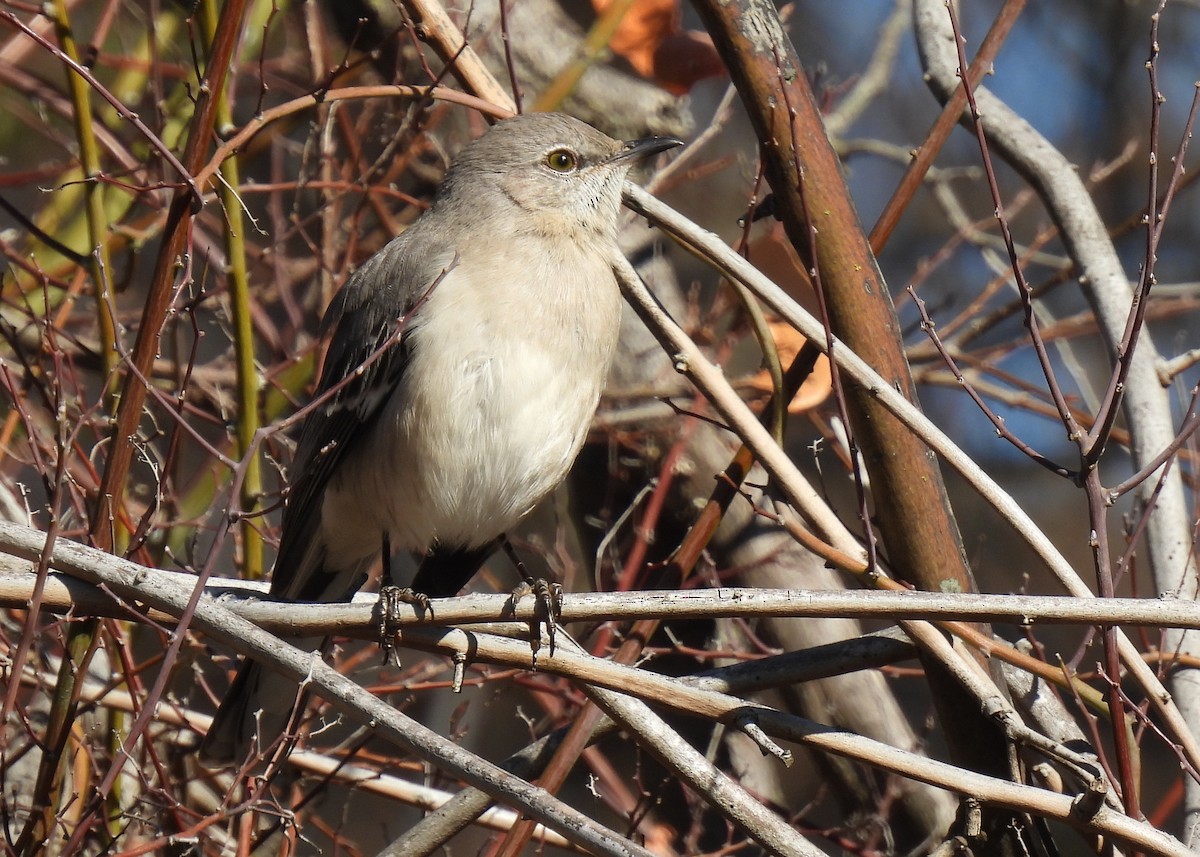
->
left=592, top=0, right=723, bottom=93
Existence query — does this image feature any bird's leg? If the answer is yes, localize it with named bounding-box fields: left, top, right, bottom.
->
left=377, top=533, right=432, bottom=666
left=503, top=536, right=563, bottom=661
left=502, top=537, right=532, bottom=586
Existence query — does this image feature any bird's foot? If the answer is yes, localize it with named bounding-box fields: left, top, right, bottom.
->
left=377, top=585, right=432, bottom=666
left=508, top=578, right=563, bottom=666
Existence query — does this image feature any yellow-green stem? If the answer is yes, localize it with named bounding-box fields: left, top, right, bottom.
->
left=13, top=612, right=102, bottom=853
left=49, top=0, right=118, bottom=390
left=731, top=280, right=786, bottom=444
left=533, top=0, right=638, bottom=112
left=200, top=0, right=263, bottom=579
left=44, top=0, right=128, bottom=839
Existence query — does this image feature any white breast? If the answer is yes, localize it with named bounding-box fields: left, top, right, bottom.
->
left=319, top=244, right=621, bottom=564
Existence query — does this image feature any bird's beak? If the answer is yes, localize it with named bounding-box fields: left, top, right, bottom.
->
left=610, top=135, right=685, bottom=164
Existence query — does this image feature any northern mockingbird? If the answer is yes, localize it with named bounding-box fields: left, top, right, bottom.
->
left=200, top=112, right=681, bottom=766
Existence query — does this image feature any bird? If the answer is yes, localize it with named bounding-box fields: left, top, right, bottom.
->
left=199, top=112, right=682, bottom=767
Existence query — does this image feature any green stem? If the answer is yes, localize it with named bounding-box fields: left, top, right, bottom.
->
left=48, top=0, right=119, bottom=390
left=40, top=2, right=128, bottom=842
left=732, top=279, right=786, bottom=444
left=533, top=0, right=638, bottom=112
left=199, top=0, right=263, bottom=578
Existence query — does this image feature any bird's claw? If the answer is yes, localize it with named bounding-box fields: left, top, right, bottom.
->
left=378, top=584, right=432, bottom=666
left=509, top=578, right=563, bottom=665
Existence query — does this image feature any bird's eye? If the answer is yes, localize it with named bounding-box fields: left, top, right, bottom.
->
left=545, top=149, right=578, bottom=172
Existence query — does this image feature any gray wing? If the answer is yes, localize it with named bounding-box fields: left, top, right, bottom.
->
left=271, top=231, right=454, bottom=601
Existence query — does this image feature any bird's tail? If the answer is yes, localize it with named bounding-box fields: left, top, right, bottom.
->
left=199, top=541, right=370, bottom=769
left=197, top=641, right=318, bottom=769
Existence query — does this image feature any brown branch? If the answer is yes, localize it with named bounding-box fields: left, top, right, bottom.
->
left=687, top=2, right=1024, bottom=840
